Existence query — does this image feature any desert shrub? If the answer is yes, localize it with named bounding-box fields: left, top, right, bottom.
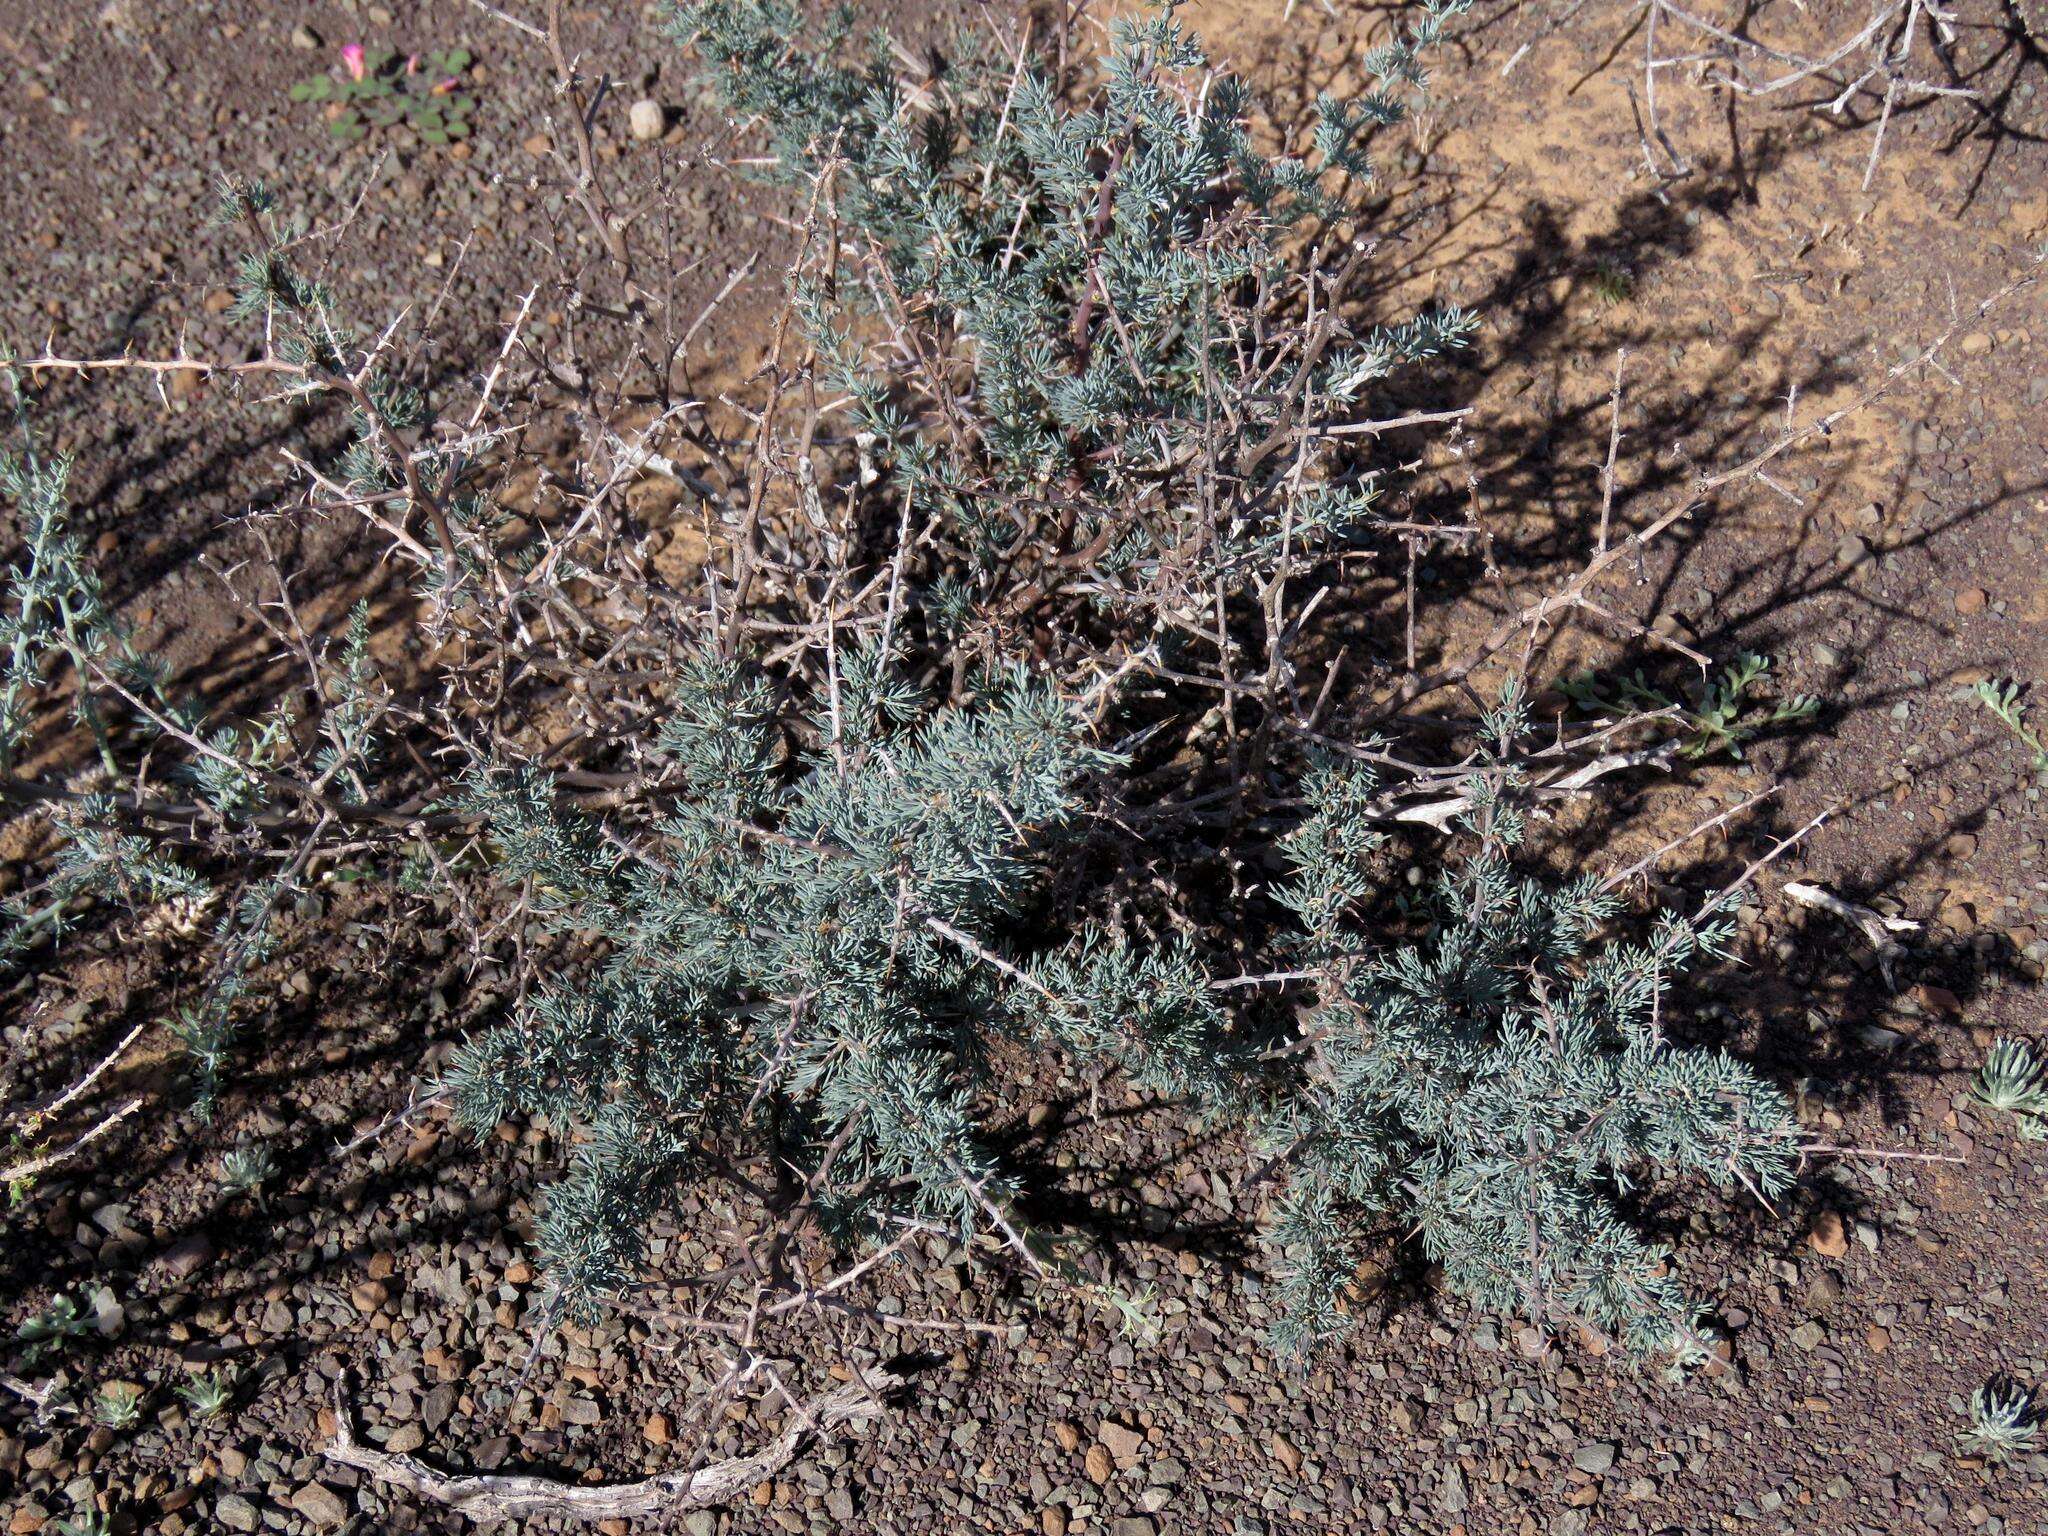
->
left=0, top=2, right=1826, bottom=1453
left=1257, top=697, right=1801, bottom=1362
left=409, top=0, right=1488, bottom=1320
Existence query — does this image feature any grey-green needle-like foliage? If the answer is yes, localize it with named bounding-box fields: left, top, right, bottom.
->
left=446, top=644, right=1241, bottom=1313
left=1258, top=737, right=1802, bottom=1362
left=675, top=0, right=1474, bottom=624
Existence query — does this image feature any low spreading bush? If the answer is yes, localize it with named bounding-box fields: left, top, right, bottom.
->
left=2, top=6, right=1828, bottom=1480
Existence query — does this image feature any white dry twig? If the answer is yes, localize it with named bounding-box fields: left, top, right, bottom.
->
left=1783, top=878, right=1919, bottom=987
left=322, top=1366, right=903, bottom=1520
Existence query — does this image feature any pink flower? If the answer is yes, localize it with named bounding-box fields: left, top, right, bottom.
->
left=432, top=76, right=459, bottom=95
left=340, top=44, right=367, bottom=81
left=405, top=52, right=420, bottom=74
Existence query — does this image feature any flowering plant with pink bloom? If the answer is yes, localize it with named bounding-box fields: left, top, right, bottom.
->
left=290, top=42, right=477, bottom=145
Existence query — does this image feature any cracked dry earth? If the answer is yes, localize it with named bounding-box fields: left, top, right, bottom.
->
left=4, top=0, right=2048, bottom=1534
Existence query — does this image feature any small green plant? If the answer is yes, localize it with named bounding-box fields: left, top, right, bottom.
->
left=1961, top=1378, right=2040, bottom=1463
left=1971, top=1038, right=2048, bottom=1140
left=14, top=1293, right=90, bottom=1365
left=1561, top=652, right=1817, bottom=760
left=176, top=1367, right=237, bottom=1420
left=1588, top=258, right=1636, bottom=306
left=166, top=1002, right=238, bottom=1122
left=1970, top=678, right=2048, bottom=773
left=216, top=1140, right=276, bottom=1198
left=93, top=1380, right=144, bottom=1430
left=290, top=44, right=477, bottom=145
left=1081, top=1280, right=1164, bottom=1346
left=52, top=1514, right=114, bottom=1536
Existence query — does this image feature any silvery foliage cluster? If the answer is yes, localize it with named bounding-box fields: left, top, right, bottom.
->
left=446, top=647, right=1245, bottom=1311
left=677, top=0, right=1475, bottom=641
left=1258, top=694, right=1801, bottom=1360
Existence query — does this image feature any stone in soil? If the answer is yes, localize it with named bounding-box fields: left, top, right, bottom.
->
left=1268, top=1432, right=1302, bottom=1474
left=1100, top=1420, right=1144, bottom=1461
left=1573, top=1441, right=1616, bottom=1475
left=1436, top=1463, right=1469, bottom=1513
left=1806, top=1211, right=1850, bottom=1258
left=155, top=1233, right=214, bottom=1278
left=290, top=1483, right=351, bottom=1528
left=629, top=99, right=666, bottom=141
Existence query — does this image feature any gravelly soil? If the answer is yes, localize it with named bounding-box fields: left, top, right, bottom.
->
left=3, top=1, right=2046, bottom=1534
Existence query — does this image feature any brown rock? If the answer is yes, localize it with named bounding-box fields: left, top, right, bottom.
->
left=1806, top=1212, right=1849, bottom=1258
left=1051, top=1420, right=1080, bottom=1453
left=350, top=1280, right=389, bottom=1315
left=1913, top=984, right=1962, bottom=1017
left=1084, top=1443, right=1114, bottom=1484
left=1866, top=1325, right=1891, bottom=1353
left=1954, top=588, right=1988, bottom=615
left=644, top=1413, right=672, bottom=1446
left=1042, top=1509, right=1068, bottom=1536
left=1270, top=1432, right=1303, bottom=1474
left=289, top=1483, right=350, bottom=1528
left=156, top=1234, right=215, bottom=1279
left=1099, top=1420, right=1144, bottom=1462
